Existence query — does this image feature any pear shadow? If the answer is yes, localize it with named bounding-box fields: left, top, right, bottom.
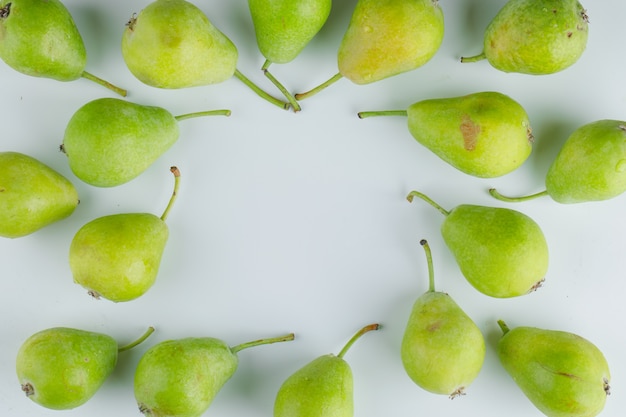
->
left=70, top=5, right=118, bottom=68
left=530, top=119, right=577, bottom=176
left=454, top=0, right=502, bottom=56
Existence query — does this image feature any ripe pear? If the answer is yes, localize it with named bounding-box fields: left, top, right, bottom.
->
left=401, top=240, right=485, bottom=397
left=491, top=120, right=626, bottom=204
left=122, top=0, right=289, bottom=109
left=461, top=0, right=589, bottom=75
left=16, top=326, right=154, bottom=410
left=69, top=167, right=181, bottom=302
left=274, top=323, right=380, bottom=417
left=497, top=320, right=611, bottom=417
left=134, top=332, right=295, bottom=417
left=407, top=191, right=548, bottom=298
left=0, top=152, right=79, bottom=238
left=295, top=0, right=444, bottom=100
left=0, top=0, right=126, bottom=95
left=358, top=91, right=533, bottom=178
left=61, top=97, right=230, bottom=187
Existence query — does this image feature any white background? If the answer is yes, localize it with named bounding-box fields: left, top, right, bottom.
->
left=1, top=1, right=625, bottom=416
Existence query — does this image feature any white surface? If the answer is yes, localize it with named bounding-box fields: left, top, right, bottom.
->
left=1, top=0, right=625, bottom=416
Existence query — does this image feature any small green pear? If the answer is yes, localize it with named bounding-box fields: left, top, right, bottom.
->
left=16, top=326, right=154, bottom=410
left=0, top=0, right=126, bottom=95
left=491, top=120, right=626, bottom=204
left=407, top=191, right=548, bottom=298
left=401, top=240, right=485, bottom=397
left=274, top=323, right=380, bottom=417
left=295, top=0, right=444, bottom=100
left=461, top=0, right=589, bottom=75
left=134, top=332, right=295, bottom=417
left=69, top=167, right=181, bottom=302
left=358, top=91, right=533, bottom=178
left=61, top=97, right=230, bottom=187
left=0, top=152, right=79, bottom=238
left=497, top=320, right=610, bottom=417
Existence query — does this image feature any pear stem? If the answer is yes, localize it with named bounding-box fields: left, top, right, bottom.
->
left=294, top=72, right=343, bottom=101
left=233, top=68, right=290, bottom=110
left=261, top=60, right=302, bottom=112
left=460, top=52, right=487, bottom=63
left=337, top=323, right=381, bottom=359
left=406, top=191, right=450, bottom=216
left=357, top=110, right=407, bottom=119
left=118, top=326, right=155, bottom=353
left=230, top=332, right=295, bottom=354
left=174, top=109, right=231, bottom=121
left=81, top=71, right=127, bottom=97
left=420, top=239, right=436, bottom=293
left=497, top=320, right=511, bottom=336
left=160, top=167, right=181, bottom=222
left=489, top=188, right=549, bottom=203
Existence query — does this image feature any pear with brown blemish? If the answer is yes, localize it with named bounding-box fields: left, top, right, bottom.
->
left=358, top=91, right=533, bottom=178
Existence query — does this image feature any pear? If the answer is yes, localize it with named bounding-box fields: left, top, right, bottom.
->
left=248, top=0, right=332, bottom=111
left=0, top=0, right=126, bottom=95
left=407, top=191, right=548, bottom=298
left=16, top=326, right=154, bottom=410
left=295, top=0, right=444, bottom=100
left=69, top=167, right=181, bottom=302
left=401, top=239, right=485, bottom=397
left=497, top=320, right=610, bottom=417
left=461, top=0, right=589, bottom=75
left=491, top=120, right=626, bottom=204
left=274, top=323, right=380, bottom=417
left=122, top=0, right=289, bottom=110
left=0, top=152, right=79, bottom=238
left=358, top=91, right=533, bottom=178
left=61, top=97, right=230, bottom=187
left=134, top=332, right=295, bottom=417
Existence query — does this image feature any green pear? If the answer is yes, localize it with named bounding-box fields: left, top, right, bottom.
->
left=497, top=320, right=610, bottom=417
left=0, top=152, right=79, bottom=238
left=274, top=323, right=380, bottom=417
left=122, top=0, right=289, bottom=109
left=295, top=0, right=444, bottom=100
left=0, top=0, right=126, bottom=95
left=491, top=120, right=626, bottom=204
left=358, top=91, right=533, bottom=178
left=461, top=0, right=589, bottom=75
left=69, top=167, right=180, bottom=302
left=61, top=97, right=230, bottom=187
left=134, top=332, right=295, bottom=417
left=407, top=191, right=548, bottom=298
left=401, top=239, right=485, bottom=397
left=16, top=326, right=154, bottom=410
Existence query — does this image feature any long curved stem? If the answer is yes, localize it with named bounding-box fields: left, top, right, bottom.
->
left=337, top=323, right=380, bottom=359
left=118, top=327, right=155, bottom=352
left=358, top=110, right=407, bottom=119
left=234, top=68, right=290, bottom=110
left=294, top=72, right=343, bottom=101
left=497, top=320, right=511, bottom=336
left=420, top=239, right=435, bottom=293
left=81, top=71, right=127, bottom=97
left=174, top=109, right=231, bottom=121
left=489, top=188, right=549, bottom=203
left=406, top=191, right=450, bottom=216
left=262, top=60, right=301, bottom=112
left=160, top=167, right=181, bottom=221
left=231, top=333, right=295, bottom=354
left=460, top=52, right=487, bottom=63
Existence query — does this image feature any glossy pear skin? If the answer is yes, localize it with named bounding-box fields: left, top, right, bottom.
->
left=134, top=338, right=238, bottom=417
left=401, top=292, right=485, bottom=396
left=0, top=152, right=78, bottom=238
left=69, top=213, right=169, bottom=302
left=0, top=0, right=86, bottom=81
left=407, top=91, right=533, bottom=177
left=498, top=324, right=610, bottom=417
left=546, top=120, right=626, bottom=203
left=249, top=0, right=332, bottom=64
left=483, top=0, right=588, bottom=74
left=338, top=0, right=444, bottom=84
left=442, top=205, right=548, bottom=298
left=62, top=98, right=179, bottom=187
left=122, top=0, right=238, bottom=88
left=16, top=327, right=118, bottom=410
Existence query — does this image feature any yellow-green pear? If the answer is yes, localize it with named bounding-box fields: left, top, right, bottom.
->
left=407, top=191, right=548, bottom=298
left=0, top=0, right=126, bottom=95
left=491, top=120, right=626, bottom=204
left=461, top=0, right=589, bottom=75
left=358, top=91, right=533, bottom=178
left=295, top=0, right=444, bottom=100
left=134, top=332, right=295, bottom=417
left=497, top=320, right=610, bottom=417
left=401, top=240, right=485, bottom=397
left=0, top=152, right=79, bottom=238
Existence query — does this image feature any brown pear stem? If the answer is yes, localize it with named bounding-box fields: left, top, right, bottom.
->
left=489, top=188, right=549, bottom=203
left=160, top=167, right=181, bottom=222
left=406, top=191, right=450, bottom=217
left=497, top=320, right=511, bottom=336
left=118, top=326, right=155, bottom=353
left=294, top=72, right=343, bottom=101
left=81, top=71, right=128, bottom=97
left=460, top=52, right=487, bottom=63
left=357, top=110, right=407, bottom=119
left=261, top=59, right=301, bottom=112
left=337, top=323, right=380, bottom=359
left=233, top=68, right=290, bottom=110
left=174, top=109, right=231, bottom=121
left=230, top=333, right=295, bottom=354
left=420, top=239, right=436, bottom=293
